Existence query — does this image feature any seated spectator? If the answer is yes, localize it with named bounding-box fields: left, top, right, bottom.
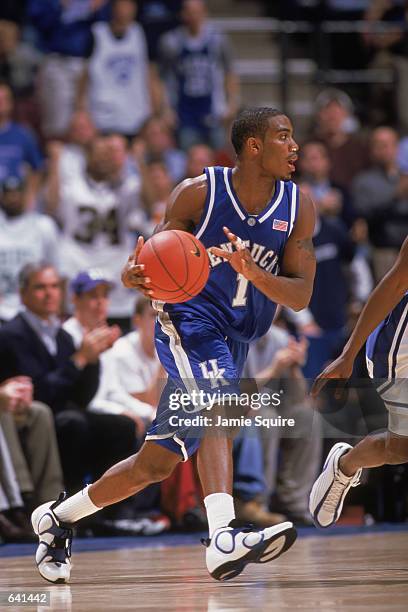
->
left=77, top=0, right=162, bottom=138
left=27, top=0, right=110, bottom=138
left=137, top=115, right=187, bottom=183
left=298, top=140, right=355, bottom=228
left=63, top=271, right=155, bottom=429
left=311, top=88, right=370, bottom=191
left=184, top=143, right=215, bottom=179
left=44, top=135, right=147, bottom=329
left=0, top=379, right=37, bottom=542
left=0, top=20, right=42, bottom=127
left=0, top=375, right=64, bottom=509
left=105, top=296, right=163, bottom=414
left=0, top=82, right=43, bottom=208
left=0, top=262, right=136, bottom=495
left=158, top=0, right=239, bottom=150
left=352, top=126, right=408, bottom=281
left=0, top=175, right=60, bottom=322
left=244, top=324, right=321, bottom=525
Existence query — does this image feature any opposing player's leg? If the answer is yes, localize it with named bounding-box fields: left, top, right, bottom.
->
left=31, top=442, right=181, bottom=583
left=310, top=418, right=408, bottom=528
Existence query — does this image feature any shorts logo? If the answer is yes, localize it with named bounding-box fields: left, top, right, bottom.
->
left=273, top=219, right=288, bottom=231
left=199, top=359, right=229, bottom=388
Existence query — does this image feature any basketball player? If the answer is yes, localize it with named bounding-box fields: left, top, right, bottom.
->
left=31, top=108, right=316, bottom=582
left=309, top=237, right=408, bottom=527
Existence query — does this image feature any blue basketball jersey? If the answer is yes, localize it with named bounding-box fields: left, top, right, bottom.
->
left=162, top=166, right=299, bottom=343
left=366, top=291, right=408, bottom=380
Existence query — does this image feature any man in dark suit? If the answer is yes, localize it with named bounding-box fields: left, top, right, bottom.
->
left=0, top=262, right=136, bottom=494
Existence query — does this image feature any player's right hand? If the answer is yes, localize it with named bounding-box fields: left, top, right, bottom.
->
left=121, top=236, right=153, bottom=297
left=311, top=353, right=354, bottom=398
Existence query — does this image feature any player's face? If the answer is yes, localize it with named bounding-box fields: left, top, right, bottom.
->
left=260, top=116, right=299, bottom=180
left=75, top=284, right=110, bottom=328
left=21, top=268, right=61, bottom=319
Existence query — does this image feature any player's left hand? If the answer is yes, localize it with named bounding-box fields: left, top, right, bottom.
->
left=311, top=353, right=354, bottom=399
left=210, top=227, right=258, bottom=281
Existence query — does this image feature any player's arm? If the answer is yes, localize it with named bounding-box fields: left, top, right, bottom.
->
left=121, top=176, right=207, bottom=294
left=312, top=236, right=408, bottom=395
left=210, top=190, right=316, bottom=311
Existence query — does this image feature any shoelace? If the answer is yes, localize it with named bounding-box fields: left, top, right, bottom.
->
left=324, top=471, right=361, bottom=512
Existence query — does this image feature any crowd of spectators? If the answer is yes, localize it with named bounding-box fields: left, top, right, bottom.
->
left=0, top=0, right=407, bottom=542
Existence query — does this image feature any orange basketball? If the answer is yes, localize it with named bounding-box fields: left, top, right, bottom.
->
left=138, top=230, right=210, bottom=303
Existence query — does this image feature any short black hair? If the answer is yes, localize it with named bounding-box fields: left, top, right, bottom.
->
left=231, top=107, right=284, bottom=155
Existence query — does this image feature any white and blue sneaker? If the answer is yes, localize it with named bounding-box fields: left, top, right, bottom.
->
left=31, top=492, right=73, bottom=583
left=203, top=519, right=297, bottom=581
left=309, top=442, right=362, bottom=528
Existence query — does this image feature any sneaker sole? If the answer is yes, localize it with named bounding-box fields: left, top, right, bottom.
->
left=210, top=524, right=297, bottom=581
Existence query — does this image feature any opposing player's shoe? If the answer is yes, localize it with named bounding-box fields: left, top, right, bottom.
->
left=31, top=492, right=73, bottom=583
left=309, top=442, right=362, bottom=528
left=203, top=519, right=297, bottom=581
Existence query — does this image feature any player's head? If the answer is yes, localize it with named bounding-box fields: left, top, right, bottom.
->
left=19, top=263, right=61, bottom=320
left=70, top=270, right=113, bottom=328
left=0, top=176, right=25, bottom=217
left=133, top=297, right=156, bottom=351
left=231, top=107, right=299, bottom=180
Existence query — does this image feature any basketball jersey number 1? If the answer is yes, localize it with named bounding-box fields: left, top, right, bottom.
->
left=232, top=273, right=248, bottom=307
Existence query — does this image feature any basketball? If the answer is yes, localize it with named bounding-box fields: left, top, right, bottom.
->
left=138, top=230, right=210, bottom=303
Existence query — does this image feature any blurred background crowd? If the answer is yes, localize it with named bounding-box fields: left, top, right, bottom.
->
left=0, top=0, right=407, bottom=543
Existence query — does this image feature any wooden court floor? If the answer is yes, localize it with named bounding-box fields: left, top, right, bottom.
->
left=0, top=532, right=407, bottom=611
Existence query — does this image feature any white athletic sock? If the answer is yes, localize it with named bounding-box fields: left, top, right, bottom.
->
left=53, top=486, right=101, bottom=523
left=204, top=493, right=235, bottom=538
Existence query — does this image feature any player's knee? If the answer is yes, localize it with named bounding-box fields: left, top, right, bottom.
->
left=133, top=444, right=180, bottom=484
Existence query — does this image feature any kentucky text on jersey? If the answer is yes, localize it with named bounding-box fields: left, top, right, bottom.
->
left=207, top=241, right=279, bottom=274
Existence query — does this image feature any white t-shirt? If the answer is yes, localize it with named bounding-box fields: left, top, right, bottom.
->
left=62, top=317, right=154, bottom=419
left=58, top=169, right=143, bottom=317
left=0, top=210, right=60, bottom=320
left=106, top=330, right=160, bottom=394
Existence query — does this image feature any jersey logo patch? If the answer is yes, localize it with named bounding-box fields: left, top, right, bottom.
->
left=273, top=219, right=288, bottom=232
